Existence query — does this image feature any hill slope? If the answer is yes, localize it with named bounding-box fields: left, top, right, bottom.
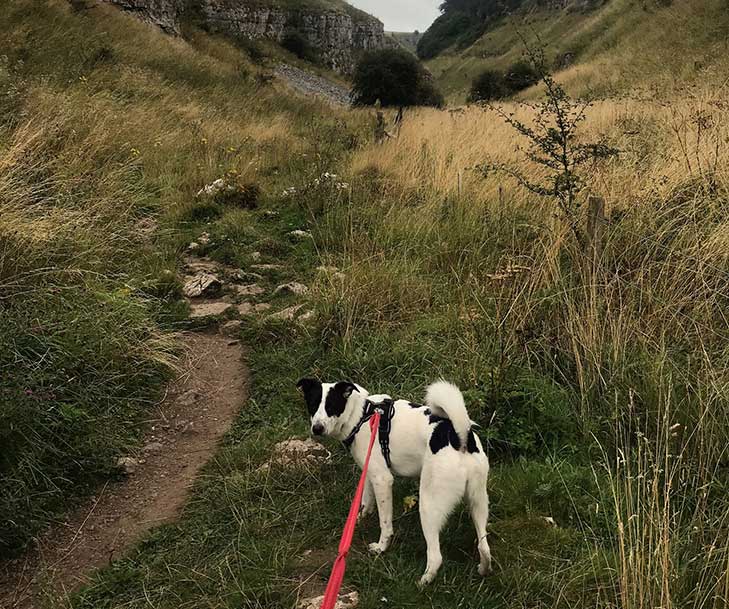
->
left=422, top=0, right=729, bottom=99
left=107, top=0, right=391, bottom=72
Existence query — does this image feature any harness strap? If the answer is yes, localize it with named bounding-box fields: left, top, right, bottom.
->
left=342, top=398, right=395, bottom=468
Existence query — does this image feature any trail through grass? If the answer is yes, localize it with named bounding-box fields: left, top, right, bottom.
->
left=2, top=1, right=728, bottom=608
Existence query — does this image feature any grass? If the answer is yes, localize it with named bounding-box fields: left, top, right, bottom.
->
left=2, top=1, right=729, bottom=608
left=0, top=0, right=362, bottom=558
left=426, top=0, right=729, bottom=102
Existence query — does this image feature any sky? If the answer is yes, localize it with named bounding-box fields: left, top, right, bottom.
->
left=347, top=0, right=442, bottom=33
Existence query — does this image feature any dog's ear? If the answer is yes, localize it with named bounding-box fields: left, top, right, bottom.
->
left=296, top=377, right=316, bottom=393
left=341, top=382, right=358, bottom=399
left=297, top=378, right=322, bottom=416
left=324, top=381, right=358, bottom=417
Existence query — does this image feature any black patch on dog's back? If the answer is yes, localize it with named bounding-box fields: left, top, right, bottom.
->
left=297, top=378, right=322, bottom=416
left=467, top=430, right=480, bottom=453
left=429, top=420, right=480, bottom=454
left=324, top=381, right=356, bottom=417
left=429, top=419, right=461, bottom=453
left=409, top=402, right=424, bottom=409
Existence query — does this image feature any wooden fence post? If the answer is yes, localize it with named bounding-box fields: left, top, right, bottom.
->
left=586, top=196, right=606, bottom=261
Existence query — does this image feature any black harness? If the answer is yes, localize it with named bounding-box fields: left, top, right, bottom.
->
left=341, top=398, right=395, bottom=468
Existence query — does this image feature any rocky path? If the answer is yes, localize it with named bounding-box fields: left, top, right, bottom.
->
left=275, top=63, right=351, bottom=106
left=0, top=335, right=248, bottom=608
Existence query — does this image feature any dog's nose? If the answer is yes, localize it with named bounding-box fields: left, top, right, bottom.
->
left=311, top=423, right=325, bottom=436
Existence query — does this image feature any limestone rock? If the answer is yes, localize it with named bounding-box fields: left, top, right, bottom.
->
left=107, top=0, right=180, bottom=34
left=265, top=438, right=332, bottom=470
left=189, top=301, right=232, bottom=318
left=107, top=1, right=392, bottom=74
left=268, top=304, right=304, bottom=321
left=116, top=456, right=140, bottom=475
left=288, top=229, right=312, bottom=240
left=233, top=283, right=266, bottom=297
left=238, top=302, right=272, bottom=316
left=251, top=263, right=283, bottom=272
left=275, top=64, right=351, bottom=106
left=220, top=320, right=243, bottom=337
left=297, top=591, right=358, bottom=609
left=273, top=282, right=308, bottom=296
left=183, top=272, right=221, bottom=298
left=143, top=441, right=164, bottom=454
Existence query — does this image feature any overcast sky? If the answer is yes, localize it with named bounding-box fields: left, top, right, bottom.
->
left=348, top=0, right=442, bottom=32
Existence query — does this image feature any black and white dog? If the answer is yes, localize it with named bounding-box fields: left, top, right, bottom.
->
left=296, top=378, right=492, bottom=586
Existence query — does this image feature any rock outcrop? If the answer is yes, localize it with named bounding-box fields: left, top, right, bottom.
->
left=108, top=0, right=181, bottom=34
left=106, top=0, right=391, bottom=73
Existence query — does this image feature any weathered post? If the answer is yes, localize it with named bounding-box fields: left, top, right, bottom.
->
left=586, top=196, right=606, bottom=260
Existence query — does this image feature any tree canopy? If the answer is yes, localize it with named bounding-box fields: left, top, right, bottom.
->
left=351, top=49, right=444, bottom=108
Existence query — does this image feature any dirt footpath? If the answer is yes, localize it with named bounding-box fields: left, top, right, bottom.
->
left=0, top=332, right=248, bottom=609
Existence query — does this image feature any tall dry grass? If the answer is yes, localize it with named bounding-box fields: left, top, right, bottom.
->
left=316, top=91, right=729, bottom=606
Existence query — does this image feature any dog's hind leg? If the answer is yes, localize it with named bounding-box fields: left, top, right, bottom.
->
left=368, top=471, right=394, bottom=554
left=418, top=458, right=466, bottom=586
left=467, top=462, right=492, bottom=576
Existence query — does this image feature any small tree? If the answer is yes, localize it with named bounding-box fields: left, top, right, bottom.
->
left=351, top=49, right=443, bottom=107
left=480, top=44, right=618, bottom=240
left=504, top=60, right=539, bottom=92
left=469, top=69, right=508, bottom=102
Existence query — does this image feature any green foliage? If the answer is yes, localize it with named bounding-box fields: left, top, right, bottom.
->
left=281, top=29, right=319, bottom=63
left=469, top=60, right=540, bottom=102
left=0, top=291, right=171, bottom=556
left=236, top=37, right=267, bottom=64
left=504, top=59, right=540, bottom=91
left=468, top=68, right=509, bottom=102
left=416, top=10, right=476, bottom=59
left=351, top=49, right=444, bottom=107
left=480, top=45, right=618, bottom=235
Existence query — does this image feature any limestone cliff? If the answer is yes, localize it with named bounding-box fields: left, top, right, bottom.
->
left=106, top=0, right=390, bottom=72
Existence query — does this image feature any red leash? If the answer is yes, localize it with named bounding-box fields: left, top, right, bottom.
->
left=320, top=411, right=381, bottom=609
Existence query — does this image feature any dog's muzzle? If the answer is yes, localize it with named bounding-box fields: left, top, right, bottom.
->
left=311, top=423, right=325, bottom=436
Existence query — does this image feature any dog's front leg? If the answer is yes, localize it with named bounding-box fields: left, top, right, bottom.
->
left=368, top=472, right=394, bottom=554
left=358, top=478, right=375, bottom=521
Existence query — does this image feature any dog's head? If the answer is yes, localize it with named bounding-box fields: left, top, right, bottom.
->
left=296, top=378, right=363, bottom=437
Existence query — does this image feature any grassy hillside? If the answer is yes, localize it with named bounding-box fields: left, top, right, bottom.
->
left=2, top=1, right=729, bottom=609
left=0, top=0, right=364, bottom=557
left=426, top=0, right=729, bottom=101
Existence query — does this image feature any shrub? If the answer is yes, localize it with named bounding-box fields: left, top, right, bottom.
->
left=468, top=69, right=508, bottom=102
left=469, top=61, right=540, bottom=102
left=237, top=37, right=266, bottom=64
left=351, top=49, right=443, bottom=108
left=504, top=59, right=540, bottom=92
left=281, top=30, right=318, bottom=63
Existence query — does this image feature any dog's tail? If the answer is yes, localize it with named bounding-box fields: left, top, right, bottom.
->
left=425, top=380, right=471, bottom=450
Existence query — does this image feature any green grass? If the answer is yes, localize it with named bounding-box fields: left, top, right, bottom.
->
left=3, top=1, right=729, bottom=608
left=426, top=0, right=729, bottom=101
left=0, top=0, right=361, bottom=557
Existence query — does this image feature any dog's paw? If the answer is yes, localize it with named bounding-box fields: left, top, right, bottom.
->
left=478, top=562, right=493, bottom=577
left=368, top=542, right=386, bottom=555
left=417, top=572, right=435, bottom=588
